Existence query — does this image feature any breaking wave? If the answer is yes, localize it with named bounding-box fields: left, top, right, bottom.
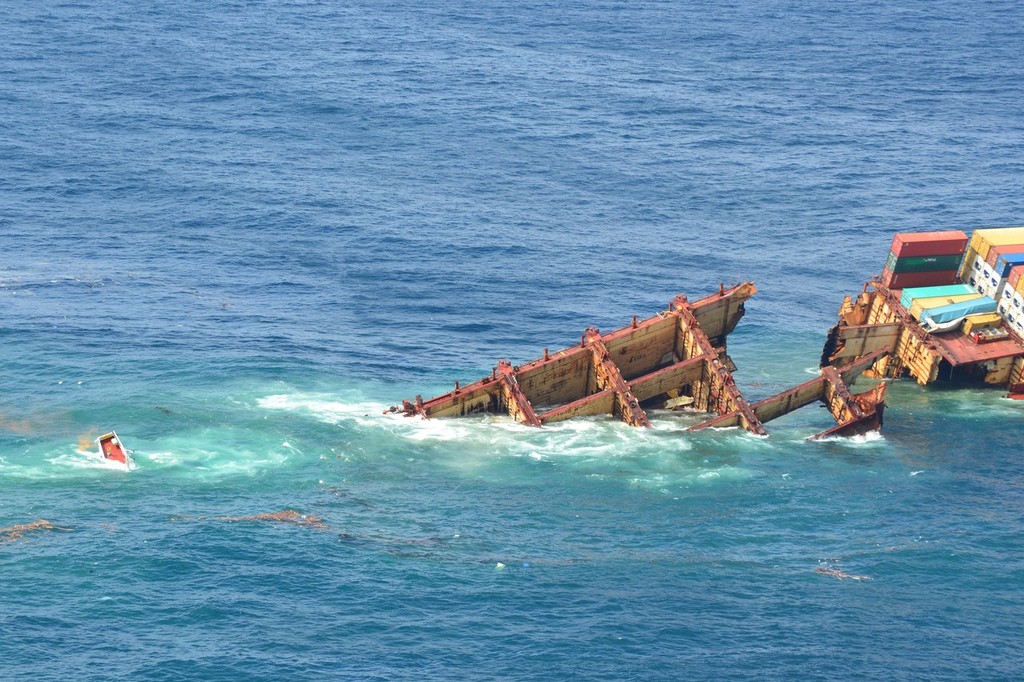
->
left=256, top=390, right=778, bottom=490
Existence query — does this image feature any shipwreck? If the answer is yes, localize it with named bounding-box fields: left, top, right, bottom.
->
left=390, top=283, right=887, bottom=439
left=822, top=228, right=1024, bottom=395
left=391, top=227, right=1024, bottom=438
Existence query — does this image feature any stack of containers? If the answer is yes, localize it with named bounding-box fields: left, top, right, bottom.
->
left=1002, top=266, right=1024, bottom=336
left=908, top=292, right=981, bottom=321
left=958, top=226, right=1024, bottom=291
left=899, top=284, right=975, bottom=311
left=968, top=243, right=1024, bottom=299
left=919, top=295, right=999, bottom=331
left=882, top=231, right=968, bottom=290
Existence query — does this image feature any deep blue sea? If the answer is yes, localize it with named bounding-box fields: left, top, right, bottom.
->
left=3, top=1, right=1024, bottom=679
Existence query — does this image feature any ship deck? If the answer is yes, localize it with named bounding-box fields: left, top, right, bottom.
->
left=885, top=286, right=1024, bottom=366
left=929, top=331, right=1024, bottom=365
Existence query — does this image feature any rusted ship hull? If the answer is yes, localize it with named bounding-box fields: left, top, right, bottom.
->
left=391, top=283, right=886, bottom=439
left=392, top=228, right=1024, bottom=440
left=821, top=282, right=1024, bottom=391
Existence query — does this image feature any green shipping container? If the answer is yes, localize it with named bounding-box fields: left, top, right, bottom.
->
left=885, top=251, right=964, bottom=273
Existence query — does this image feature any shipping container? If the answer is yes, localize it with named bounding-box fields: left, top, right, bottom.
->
left=1012, top=289, right=1024, bottom=313
left=890, top=231, right=968, bottom=259
left=882, top=268, right=960, bottom=291
left=958, top=246, right=979, bottom=282
left=1012, top=266, right=1024, bottom=293
left=985, top=243, right=1024, bottom=268
left=899, top=283, right=976, bottom=310
left=885, top=252, right=964, bottom=273
left=994, top=252, right=1024, bottom=278
left=909, top=293, right=981, bottom=320
left=920, top=296, right=998, bottom=325
left=969, top=227, right=1024, bottom=261
left=963, top=312, right=1003, bottom=335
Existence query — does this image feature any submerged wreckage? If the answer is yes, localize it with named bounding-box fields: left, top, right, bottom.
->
left=391, top=227, right=1024, bottom=438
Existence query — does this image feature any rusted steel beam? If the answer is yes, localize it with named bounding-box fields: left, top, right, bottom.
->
left=690, top=349, right=889, bottom=434
left=687, top=410, right=742, bottom=431
left=805, top=366, right=887, bottom=440
left=512, top=346, right=593, bottom=409
left=396, top=379, right=502, bottom=419
left=753, top=377, right=827, bottom=423
left=689, top=282, right=758, bottom=342
left=809, top=382, right=886, bottom=440
left=823, top=286, right=949, bottom=384
left=538, top=389, right=617, bottom=424
left=495, top=360, right=542, bottom=426
left=601, top=315, right=681, bottom=381
left=876, top=287, right=955, bottom=366
left=821, top=365, right=867, bottom=424
left=674, top=305, right=766, bottom=435
left=1010, top=357, right=1024, bottom=400
left=584, top=330, right=650, bottom=427
left=824, top=322, right=902, bottom=363
left=628, top=355, right=707, bottom=403
left=688, top=376, right=826, bottom=432
left=837, top=348, right=890, bottom=383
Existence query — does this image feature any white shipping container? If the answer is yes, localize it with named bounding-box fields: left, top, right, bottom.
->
left=975, top=260, right=1007, bottom=300
left=1011, top=290, right=1024, bottom=317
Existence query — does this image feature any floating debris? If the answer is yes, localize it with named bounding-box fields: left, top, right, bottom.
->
left=216, top=510, right=328, bottom=529
left=0, top=520, right=73, bottom=546
left=816, top=566, right=870, bottom=581
left=97, top=431, right=134, bottom=467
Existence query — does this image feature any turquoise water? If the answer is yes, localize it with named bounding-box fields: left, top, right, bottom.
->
left=3, top=1, right=1024, bottom=679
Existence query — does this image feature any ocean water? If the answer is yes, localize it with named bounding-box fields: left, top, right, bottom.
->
left=2, top=0, right=1024, bottom=679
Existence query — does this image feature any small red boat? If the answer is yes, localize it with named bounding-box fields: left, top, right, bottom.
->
left=97, top=431, right=133, bottom=466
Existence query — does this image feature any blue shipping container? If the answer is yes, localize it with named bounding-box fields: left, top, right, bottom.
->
left=995, top=252, right=1024, bottom=277
left=920, top=296, right=998, bottom=325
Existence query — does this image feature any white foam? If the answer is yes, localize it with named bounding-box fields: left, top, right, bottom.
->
left=48, top=449, right=137, bottom=472
left=142, top=445, right=291, bottom=475
left=257, top=393, right=390, bottom=426
left=812, top=430, right=886, bottom=446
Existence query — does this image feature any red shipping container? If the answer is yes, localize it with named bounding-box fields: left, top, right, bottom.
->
left=881, top=267, right=960, bottom=290
left=1010, top=266, right=1024, bottom=291
left=985, top=243, right=1024, bottom=268
left=890, top=231, right=969, bottom=258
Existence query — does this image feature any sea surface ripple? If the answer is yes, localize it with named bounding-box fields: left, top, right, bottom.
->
left=2, top=1, right=1024, bottom=680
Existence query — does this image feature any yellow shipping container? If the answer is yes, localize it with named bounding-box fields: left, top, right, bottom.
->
left=1012, top=265, right=1024, bottom=294
left=909, top=293, right=981, bottom=320
left=970, top=227, right=1024, bottom=261
left=963, top=312, right=1004, bottom=335
left=958, top=246, right=979, bottom=282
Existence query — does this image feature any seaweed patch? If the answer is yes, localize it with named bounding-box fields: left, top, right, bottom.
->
left=0, top=520, right=73, bottom=545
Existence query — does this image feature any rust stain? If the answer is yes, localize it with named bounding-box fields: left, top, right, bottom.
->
left=0, top=413, right=34, bottom=435
left=77, top=429, right=99, bottom=452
